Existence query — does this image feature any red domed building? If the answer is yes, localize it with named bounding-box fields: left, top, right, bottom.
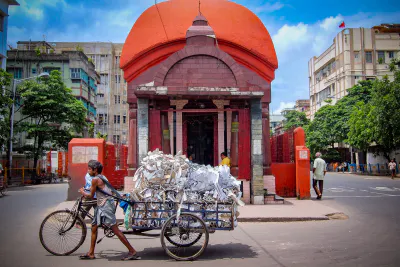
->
left=121, top=0, right=278, bottom=204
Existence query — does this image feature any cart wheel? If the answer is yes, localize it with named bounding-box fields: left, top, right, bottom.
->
left=0, top=185, right=7, bottom=196
left=161, top=213, right=209, bottom=261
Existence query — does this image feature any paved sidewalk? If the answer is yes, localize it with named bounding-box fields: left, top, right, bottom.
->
left=54, top=198, right=343, bottom=223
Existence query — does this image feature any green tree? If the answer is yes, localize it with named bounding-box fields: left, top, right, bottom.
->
left=0, top=70, right=13, bottom=151
left=17, top=70, right=87, bottom=169
left=347, top=59, right=400, bottom=161
left=96, top=132, right=108, bottom=141
left=306, top=80, right=373, bottom=157
left=88, top=122, right=95, bottom=138
left=283, top=110, right=309, bottom=131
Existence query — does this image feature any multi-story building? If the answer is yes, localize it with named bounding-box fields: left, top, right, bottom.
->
left=7, top=42, right=98, bottom=148
left=0, top=0, right=19, bottom=69
left=43, top=42, right=129, bottom=145
left=309, top=24, right=400, bottom=118
left=294, top=99, right=310, bottom=118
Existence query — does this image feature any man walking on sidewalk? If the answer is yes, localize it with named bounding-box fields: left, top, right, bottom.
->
left=313, top=152, right=326, bottom=200
left=389, top=159, right=397, bottom=179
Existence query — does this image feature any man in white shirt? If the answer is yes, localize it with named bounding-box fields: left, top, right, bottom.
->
left=313, top=152, right=326, bottom=200
left=389, top=159, right=397, bottom=179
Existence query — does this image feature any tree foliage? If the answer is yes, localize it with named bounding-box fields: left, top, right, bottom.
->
left=307, top=58, right=400, bottom=161
left=347, top=59, right=400, bottom=160
left=0, top=69, right=13, bottom=150
left=17, top=70, right=87, bottom=168
left=283, top=110, right=309, bottom=131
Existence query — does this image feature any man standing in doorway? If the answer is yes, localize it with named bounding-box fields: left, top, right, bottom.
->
left=219, top=152, right=231, bottom=167
left=389, top=159, right=397, bottom=179
left=313, top=152, right=326, bottom=200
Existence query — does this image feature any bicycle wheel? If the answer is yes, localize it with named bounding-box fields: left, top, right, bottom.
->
left=39, top=210, right=87, bottom=256
left=161, top=213, right=209, bottom=261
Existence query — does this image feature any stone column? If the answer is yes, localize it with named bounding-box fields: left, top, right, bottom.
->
left=213, top=100, right=229, bottom=156
left=125, top=103, right=137, bottom=192
left=250, top=99, right=264, bottom=204
left=226, top=109, right=232, bottom=156
left=137, top=98, right=149, bottom=163
left=171, top=100, right=188, bottom=154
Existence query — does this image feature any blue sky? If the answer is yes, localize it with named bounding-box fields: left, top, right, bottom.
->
left=8, top=0, right=400, bottom=113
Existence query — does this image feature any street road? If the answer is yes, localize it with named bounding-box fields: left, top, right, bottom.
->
left=0, top=173, right=399, bottom=267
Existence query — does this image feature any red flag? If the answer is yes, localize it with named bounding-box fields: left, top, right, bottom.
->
left=339, top=21, right=345, bottom=28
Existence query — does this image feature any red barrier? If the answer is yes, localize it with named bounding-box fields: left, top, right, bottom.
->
left=271, top=163, right=296, bottom=197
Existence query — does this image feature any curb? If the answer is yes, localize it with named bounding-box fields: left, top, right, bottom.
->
left=238, top=217, right=329, bottom=222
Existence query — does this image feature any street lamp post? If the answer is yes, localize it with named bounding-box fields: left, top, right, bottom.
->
left=9, top=72, right=49, bottom=181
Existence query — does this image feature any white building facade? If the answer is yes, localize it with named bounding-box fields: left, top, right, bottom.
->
left=309, top=24, right=400, bottom=119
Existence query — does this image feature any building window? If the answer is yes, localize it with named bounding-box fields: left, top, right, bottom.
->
left=354, top=52, right=359, bottom=59
left=70, top=68, right=80, bottom=79
left=98, top=114, right=104, bottom=125
left=114, top=115, right=120, bottom=124
left=0, top=14, right=4, bottom=32
left=100, top=74, right=108, bottom=86
left=377, top=51, right=385, bottom=63
left=389, top=51, right=395, bottom=59
left=32, top=68, right=37, bottom=74
left=11, top=68, right=23, bottom=79
left=113, top=135, right=120, bottom=144
left=104, top=114, right=108, bottom=125
left=365, top=51, right=372, bottom=63
left=115, top=75, right=121, bottom=83
left=114, top=95, right=120, bottom=104
left=123, top=115, right=126, bottom=124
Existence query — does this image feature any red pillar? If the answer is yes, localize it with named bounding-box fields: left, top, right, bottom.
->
left=230, top=112, right=239, bottom=176
left=213, top=115, right=218, bottom=166
left=294, top=127, right=310, bottom=199
left=149, top=109, right=161, bottom=151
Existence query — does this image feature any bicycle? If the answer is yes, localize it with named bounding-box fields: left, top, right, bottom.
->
left=39, top=196, right=113, bottom=256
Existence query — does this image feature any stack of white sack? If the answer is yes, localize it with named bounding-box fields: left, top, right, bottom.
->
left=126, top=149, right=244, bottom=229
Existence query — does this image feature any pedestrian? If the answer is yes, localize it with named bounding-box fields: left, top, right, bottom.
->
left=313, top=152, right=326, bottom=200
left=188, top=155, right=193, bottom=163
left=79, top=172, right=97, bottom=220
left=78, top=160, right=140, bottom=260
left=219, top=152, right=231, bottom=167
left=389, top=159, right=397, bottom=179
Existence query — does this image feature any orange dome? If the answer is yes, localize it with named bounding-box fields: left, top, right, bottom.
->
left=121, top=0, right=278, bottom=81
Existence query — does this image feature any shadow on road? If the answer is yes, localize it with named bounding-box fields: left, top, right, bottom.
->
left=96, top=243, right=258, bottom=261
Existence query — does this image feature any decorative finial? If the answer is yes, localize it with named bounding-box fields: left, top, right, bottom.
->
left=199, top=0, right=201, bottom=15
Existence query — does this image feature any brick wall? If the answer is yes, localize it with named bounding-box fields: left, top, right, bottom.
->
left=164, top=55, right=237, bottom=87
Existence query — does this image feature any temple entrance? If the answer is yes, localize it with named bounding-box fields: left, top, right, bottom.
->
left=185, top=114, right=215, bottom=165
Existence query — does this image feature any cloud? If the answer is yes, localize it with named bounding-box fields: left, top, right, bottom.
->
left=254, top=2, right=284, bottom=13
left=272, top=101, right=295, bottom=114
left=9, top=0, right=44, bottom=20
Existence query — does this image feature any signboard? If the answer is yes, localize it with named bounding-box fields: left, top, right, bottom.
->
left=163, top=130, right=170, bottom=140
left=299, top=150, right=308, bottom=159
left=231, top=122, right=239, bottom=133
left=72, top=146, right=98, bottom=163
